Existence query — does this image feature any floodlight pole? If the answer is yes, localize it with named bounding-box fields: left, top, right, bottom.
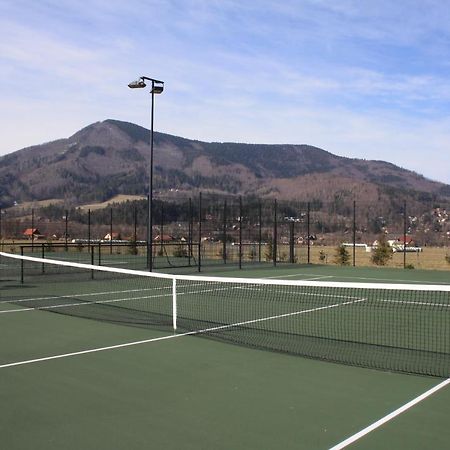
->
left=128, top=76, right=164, bottom=271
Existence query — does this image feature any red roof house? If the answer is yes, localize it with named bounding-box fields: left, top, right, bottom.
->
left=23, top=228, right=42, bottom=239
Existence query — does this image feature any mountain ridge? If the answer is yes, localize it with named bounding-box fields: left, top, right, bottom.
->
left=0, top=119, right=448, bottom=208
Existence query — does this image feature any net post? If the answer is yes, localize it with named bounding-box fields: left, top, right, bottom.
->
left=172, top=278, right=177, bottom=331
left=98, top=242, right=101, bottom=266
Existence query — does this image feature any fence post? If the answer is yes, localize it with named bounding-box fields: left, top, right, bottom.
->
left=160, top=202, right=164, bottom=255
left=353, top=200, right=356, bottom=267
left=65, top=210, right=69, bottom=251
left=146, top=194, right=150, bottom=269
left=110, top=207, right=113, bottom=255
left=41, top=243, right=45, bottom=274
left=133, top=205, right=137, bottom=243
left=198, top=192, right=202, bottom=272
left=31, top=208, right=35, bottom=253
left=223, top=200, right=227, bottom=264
left=20, top=246, right=24, bottom=284
left=289, top=221, right=295, bottom=263
left=88, top=209, right=91, bottom=249
left=258, top=202, right=262, bottom=263
left=403, top=201, right=407, bottom=269
left=307, top=202, right=311, bottom=264
left=188, top=198, right=192, bottom=267
left=91, top=245, right=95, bottom=279
left=273, top=199, right=277, bottom=266
left=239, top=196, right=243, bottom=269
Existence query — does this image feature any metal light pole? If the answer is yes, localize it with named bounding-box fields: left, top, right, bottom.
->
left=128, top=76, right=164, bottom=271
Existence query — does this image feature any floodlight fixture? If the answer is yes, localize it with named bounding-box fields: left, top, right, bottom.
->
left=151, top=82, right=164, bottom=94
left=128, top=79, right=147, bottom=89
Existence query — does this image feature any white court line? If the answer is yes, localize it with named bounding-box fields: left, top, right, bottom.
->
left=267, top=271, right=450, bottom=285
left=0, top=292, right=173, bottom=314
left=268, top=273, right=334, bottom=281
left=0, top=297, right=366, bottom=369
left=328, top=377, right=450, bottom=450
left=0, top=286, right=171, bottom=305
left=379, top=298, right=450, bottom=308
left=324, top=274, right=450, bottom=285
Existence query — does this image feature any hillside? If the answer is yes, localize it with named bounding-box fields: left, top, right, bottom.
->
left=0, top=119, right=449, bottom=208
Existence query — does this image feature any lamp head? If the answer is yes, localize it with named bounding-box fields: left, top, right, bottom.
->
left=128, top=79, right=147, bottom=89
left=151, top=82, right=164, bottom=94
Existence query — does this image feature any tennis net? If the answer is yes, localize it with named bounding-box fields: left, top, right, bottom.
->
left=1, top=251, right=449, bottom=377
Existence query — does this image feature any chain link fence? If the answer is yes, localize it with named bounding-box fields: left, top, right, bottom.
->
left=1, top=194, right=449, bottom=271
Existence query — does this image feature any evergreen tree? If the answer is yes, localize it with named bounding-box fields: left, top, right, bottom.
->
left=371, top=234, right=393, bottom=266
left=334, top=244, right=350, bottom=266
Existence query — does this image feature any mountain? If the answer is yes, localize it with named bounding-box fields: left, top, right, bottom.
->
left=1, top=119, right=449, bottom=208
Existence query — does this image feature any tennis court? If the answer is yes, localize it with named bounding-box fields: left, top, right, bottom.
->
left=1, top=253, right=449, bottom=449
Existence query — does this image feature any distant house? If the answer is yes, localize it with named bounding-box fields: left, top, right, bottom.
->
left=392, top=236, right=423, bottom=252
left=376, top=236, right=415, bottom=248
left=103, top=232, right=121, bottom=241
left=23, top=228, right=44, bottom=240
left=396, top=236, right=415, bottom=245
left=374, top=236, right=422, bottom=253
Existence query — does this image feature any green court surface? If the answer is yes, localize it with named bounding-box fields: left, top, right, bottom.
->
left=184, top=262, right=450, bottom=284
left=1, top=261, right=449, bottom=449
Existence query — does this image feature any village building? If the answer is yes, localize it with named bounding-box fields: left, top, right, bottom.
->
left=22, top=228, right=44, bottom=240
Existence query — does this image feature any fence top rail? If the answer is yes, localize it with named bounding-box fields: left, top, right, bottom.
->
left=2, top=252, right=450, bottom=292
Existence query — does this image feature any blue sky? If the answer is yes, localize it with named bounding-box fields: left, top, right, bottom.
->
left=1, top=0, right=450, bottom=183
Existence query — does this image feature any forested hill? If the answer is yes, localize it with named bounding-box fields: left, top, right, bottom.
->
left=0, top=119, right=449, bottom=208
